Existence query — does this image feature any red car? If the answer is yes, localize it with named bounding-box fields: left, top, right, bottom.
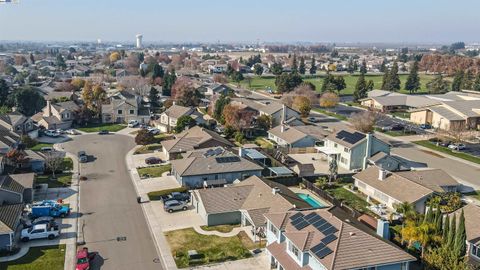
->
left=76, top=247, right=95, bottom=270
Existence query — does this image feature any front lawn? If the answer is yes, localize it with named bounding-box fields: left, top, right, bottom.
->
left=312, top=108, right=347, bottom=121
left=0, top=244, right=65, bottom=270
left=62, top=157, right=73, bottom=171
left=200, top=224, right=240, bottom=233
left=29, top=143, right=53, bottom=151
left=76, top=123, right=126, bottom=133
left=254, top=137, right=274, bottom=149
left=374, top=128, right=417, bottom=137
left=35, top=173, right=72, bottom=188
left=165, top=228, right=253, bottom=268
left=325, top=185, right=370, bottom=213
left=137, top=164, right=171, bottom=178
left=414, top=140, right=480, bottom=164
left=134, top=144, right=162, bottom=155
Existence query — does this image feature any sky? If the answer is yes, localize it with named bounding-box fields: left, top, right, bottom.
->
left=0, top=0, right=479, bottom=44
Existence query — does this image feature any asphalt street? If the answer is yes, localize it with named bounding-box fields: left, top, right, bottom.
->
left=61, top=134, right=161, bottom=270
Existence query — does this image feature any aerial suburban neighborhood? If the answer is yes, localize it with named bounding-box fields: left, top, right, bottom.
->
left=1, top=1, right=480, bottom=270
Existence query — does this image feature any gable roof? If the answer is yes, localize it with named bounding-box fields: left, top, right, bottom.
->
left=51, top=101, right=79, bottom=113
left=161, top=126, right=232, bottom=153
left=0, top=126, right=20, bottom=148
left=326, top=129, right=367, bottom=148
left=0, top=175, right=25, bottom=194
left=163, top=105, right=192, bottom=119
left=394, top=169, right=459, bottom=193
left=454, top=204, right=480, bottom=245
left=0, top=112, right=28, bottom=128
left=0, top=203, right=24, bottom=234
left=268, top=125, right=329, bottom=144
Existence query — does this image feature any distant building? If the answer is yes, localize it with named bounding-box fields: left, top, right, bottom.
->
left=136, top=34, right=143, bottom=49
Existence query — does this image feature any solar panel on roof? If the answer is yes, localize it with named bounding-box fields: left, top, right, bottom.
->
left=303, top=212, right=318, bottom=220
left=318, top=223, right=332, bottom=233
left=310, top=243, right=326, bottom=253
left=314, top=247, right=333, bottom=259
left=215, top=156, right=241, bottom=163
left=323, top=226, right=338, bottom=236
left=321, top=234, right=337, bottom=245
left=312, top=219, right=327, bottom=229
left=305, top=214, right=322, bottom=224
left=289, top=212, right=304, bottom=220
left=291, top=217, right=304, bottom=226
left=293, top=220, right=309, bottom=230
left=336, top=130, right=365, bottom=145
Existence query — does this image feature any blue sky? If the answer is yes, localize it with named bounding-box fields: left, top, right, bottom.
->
left=0, top=0, right=478, bottom=43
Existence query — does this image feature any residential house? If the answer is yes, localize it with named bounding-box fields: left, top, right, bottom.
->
left=368, top=152, right=428, bottom=172
left=316, top=129, right=390, bottom=171
left=265, top=209, right=416, bottom=270
left=0, top=173, right=35, bottom=205
left=353, top=166, right=459, bottom=214
left=0, top=127, right=20, bottom=155
left=454, top=204, right=480, bottom=264
left=170, top=150, right=263, bottom=188
left=193, top=176, right=311, bottom=239
left=0, top=203, right=25, bottom=251
left=101, top=90, right=150, bottom=124
left=268, top=125, right=329, bottom=149
left=0, top=112, right=36, bottom=136
left=360, top=90, right=440, bottom=112
left=32, top=100, right=79, bottom=130
left=410, top=100, right=480, bottom=130
left=161, top=126, right=233, bottom=160
left=156, top=104, right=205, bottom=133
left=203, top=83, right=233, bottom=96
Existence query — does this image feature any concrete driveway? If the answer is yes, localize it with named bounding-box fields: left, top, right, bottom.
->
left=60, top=134, right=162, bottom=270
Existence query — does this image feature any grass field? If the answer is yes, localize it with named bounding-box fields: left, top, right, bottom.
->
left=325, top=185, right=370, bottom=213
left=137, top=164, right=171, bottom=178
left=0, top=245, right=65, bottom=270
left=414, top=140, right=480, bottom=164
left=165, top=228, right=253, bottom=268
left=35, top=173, right=73, bottom=188
left=240, top=73, right=436, bottom=96
left=76, top=123, right=126, bottom=133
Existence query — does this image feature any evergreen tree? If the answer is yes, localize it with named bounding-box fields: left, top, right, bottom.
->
left=474, top=74, right=480, bottom=91
left=443, top=214, right=450, bottom=240
left=463, top=70, right=475, bottom=90
left=389, top=61, right=401, bottom=91
left=427, top=74, right=450, bottom=94
left=360, top=59, right=367, bottom=74
left=56, top=54, right=66, bottom=70
left=447, top=213, right=457, bottom=247
left=405, top=60, right=421, bottom=94
left=29, top=53, right=35, bottom=64
left=451, top=71, right=464, bottom=91
left=152, top=63, right=164, bottom=79
left=347, top=59, right=354, bottom=73
left=380, top=59, right=387, bottom=73
left=353, top=61, right=358, bottom=72
left=353, top=73, right=367, bottom=102
left=298, top=57, right=306, bottom=75
left=271, top=62, right=283, bottom=76
left=0, top=79, right=9, bottom=106
left=162, top=69, right=176, bottom=96
left=435, top=207, right=443, bottom=233
left=424, top=207, right=434, bottom=224
left=309, top=56, right=317, bottom=75
left=381, top=69, right=389, bottom=90
left=148, top=87, right=159, bottom=107
left=225, top=63, right=234, bottom=77
left=454, top=210, right=466, bottom=257
left=291, top=54, right=298, bottom=73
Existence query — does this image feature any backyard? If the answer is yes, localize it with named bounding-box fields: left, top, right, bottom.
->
left=165, top=228, right=255, bottom=268
left=76, top=123, right=126, bottom=133
left=324, top=184, right=370, bottom=213
left=137, top=164, right=171, bottom=178
left=0, top=245, right=65, bottom=270
left=240, top=73, right=436, bottom=96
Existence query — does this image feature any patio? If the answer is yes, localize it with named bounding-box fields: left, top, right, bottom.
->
left=288, top=153, right=351, bottom=175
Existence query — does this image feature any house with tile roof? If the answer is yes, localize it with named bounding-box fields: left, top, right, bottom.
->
left=193, top=176, right=313, bottom=239
left=31, top=100, right=80, bottom=129
left=265, top=208, right=415, bottom=270
left=453, top=204, right=480, bottom=265
left=353, top=166, right=459, bottom=214
left=0, top=203, right=25, bottom=251
left=170, top=149, right=263, bottom=188
left=161, top=126, right=233, bottom=160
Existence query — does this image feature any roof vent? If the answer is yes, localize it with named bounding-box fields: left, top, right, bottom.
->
left=272, top=187, right=280, bottom=195
left=349, top=232, right=356, bottom=237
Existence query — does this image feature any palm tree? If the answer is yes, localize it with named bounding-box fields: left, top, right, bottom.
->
left=401, top=220, right=437, bottom=258
left=395, top=202, right=417, bottom=221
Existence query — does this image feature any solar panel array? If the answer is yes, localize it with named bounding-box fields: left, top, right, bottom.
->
left=203, top=147, right=224, bottom=157
left=289, top=212, right=338, bottom=259
left=215, top=156, right=241, bottom=163
left=335, top=130, right=365, bottom=145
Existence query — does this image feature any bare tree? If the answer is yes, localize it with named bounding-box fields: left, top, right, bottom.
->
left=349, top=111, right=383, bottom=133
left=45, top=151, right=64, bottom=179
left=437, top=121, right=474, bottom=145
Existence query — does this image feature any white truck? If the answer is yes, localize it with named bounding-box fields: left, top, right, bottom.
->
left=21, top=224, right=60, bottom=242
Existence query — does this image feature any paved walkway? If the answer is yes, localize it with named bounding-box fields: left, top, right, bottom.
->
left=192, top=226, right=244, bottom=237
left=0, top=247, right=29, bottom=262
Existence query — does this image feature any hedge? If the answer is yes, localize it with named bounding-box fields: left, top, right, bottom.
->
left=147, top=187, right=189, bottom=201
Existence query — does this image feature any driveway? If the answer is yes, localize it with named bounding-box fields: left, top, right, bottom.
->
left=60, top=134, right=162, bottom=270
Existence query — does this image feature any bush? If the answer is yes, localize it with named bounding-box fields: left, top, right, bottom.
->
left=147, top=187, right=188, bottom=200
left=21, top=135, right=37, bottom=148
left=234, top=132, right=245, bottom=144
left=135, top=129, right=156, bottom=145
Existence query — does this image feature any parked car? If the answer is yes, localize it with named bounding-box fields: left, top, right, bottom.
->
left=128, top=120, right=139, bottom=128
left=145, top=157, right=162, bottom=165
left=21, top=224, right=60, bottom=242
left=66, top=129, right=80, bottom=135
left=164, top=200, right=188, bottom=213
left=98, top=130, right=109, bottom=135
left=30, top=203, right=71, bottom=218
left=78, top=151, right=88, bottom=163
left=40, top=147, right=54, bottom=152
left=148, top=127, right=160, bottom=134
left=23, top=216, right=57, bottom=229
left=162, top=192, right=191, bottom=203
left=307, top=117, right=320, bottom=123
left=448, top=143, right=466, bottom=150
left=76, top=247, right=96, bottom=270
left=390, top=124, right=405, bottom=131
left=44, top=130, right=60, bottom=137
left=419, top=124, right=432, bottom=129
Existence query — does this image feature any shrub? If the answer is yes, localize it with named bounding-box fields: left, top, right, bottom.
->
left=135, top=129, right=156, bottom=145
left=234, top=132, right=245, bottom=144
left=21, top=135, right=37, bottom=148
left=147, top=187, right=189, bottom=200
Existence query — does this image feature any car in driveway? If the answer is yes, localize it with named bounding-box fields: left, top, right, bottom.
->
left=21, top=224, right=60, bottom=242
left=78, top=151, right=88, bottom=163
left=44, top=130, right=60, bottom=137
left=308, top=117, right=320, bottom=123
left=162, top=192, right=191, bottom=203
left=128, top=120, right=139, bottom=128
left=66, top=129, right=80, bottom=135
left=76, top=247, right=96, bottom=270
left=382, top=124, right=404, bottom=131
left=145, top=157, right=162, bottom=165
left=98, top=130, right=109, bottom=135
left=164, top=200, right=188, bottom=213
left=420, top=124, right=432, bottom=129
left=147, top=127, right=160, bottom=134
left=23, top=216, right=58, bottom=229
left=448, top=143, right=466, bottom=150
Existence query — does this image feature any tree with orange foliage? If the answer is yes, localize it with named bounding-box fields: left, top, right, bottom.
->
left=171, top=76, right=202, bottom=106
left=213, top=74, right=228, bottom=84
left=319, top=92, right=339, bottom=108
left=292, top=96, right=311, bottom=117
left=222, top=104, right=255, bottom=131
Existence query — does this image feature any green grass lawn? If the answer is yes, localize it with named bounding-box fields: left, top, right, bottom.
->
left=137, top=164, right=171, bottom=178
left=29, top=143, right=54, bottom=151
left=413, top=140, right=480, bottom=164
left=0, top=245, right=65, bottom=270
left=76, top=123, right=126, bottom=133
left=240, top=74, right=436, bottom=96
left=165, top=228, right=253, bottom=268
left=134, top=143, right=163, bottom=155
left=254, top=137, right=274, bottom=149
left=312, top=108, right=348, bottom=121
left=62, top=157, right=73, bottom=171
left=34, top=173, right=72, bottom=188
left=325, top=185, right=370, bottom=213
left=200, top=224, right=240, bottom=233
left=374, top=128, right=417, bottom=137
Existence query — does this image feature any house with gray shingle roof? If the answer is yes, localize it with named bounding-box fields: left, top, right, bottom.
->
left=0, top=203, right=24, bottom=251
left=31, top=100, right=80, bottom=129
left=265, top=208, right=415, bottom=270
left=268, top=125, right=329, bottom=148
left=0, top=111, right=35, bottom=136
left=453, top=204, right=480, bottom=264
left=0, top=173, right=34, bottom=205
left=155, top=104, right=205, bottom=133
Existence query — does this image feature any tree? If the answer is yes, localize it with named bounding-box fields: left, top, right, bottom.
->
left=225, top=63, right=234, bottom=77
left=275, top=72, right=303, bottom=93
left=29, top=53, right=35, bottom=64
left=298, top=57, right=306, bottom=75
left=222, top=104, right=255, bottom=131
left=360, top=59, right=367, bottom=74
left=443, top=214, right=450, bottom=240
left=349, top=111, right=378, bottom=133
left=328, top=158, right=338, bottom=184
left=395, top=202, right=416, bottom=221
left=149, top=87, right=160, bottom=107
left=292, top=96, right=311, bottom=117
left=175, top=115, right=196, bottom=133
left=171, top=76, right=202, bottom=106
left=45, top=151, right=64, bottom=179
left=230, top=71, right=244, bottom=86
left=56, top=54, right=66, bottom=70
left=253, top=64, right=264, bottom=76
left=109, top=52, right=121, bottom=63
left=454, top=210, right=466, bottom=258
left=319, top=92, right=339, bottom=108
left=387, top=61, right=401, bottom=91
left=450, top=42, right=465, bottom=50
left=163, top=69, right=177, bottom=96
left=282, top=83, right=318, bottom=107
left=451, top=71, right=464, bottom=92
left=353, top=73, right=369, bottom=102
left=0, top=79, right=10, bottom=106
left=213, top=74, right=228, bottom=84
left=135, top=129, right=156, bottom=145
left=211, top=94, right=230, bottom=123
left=447, top=213, right=457, bottom=247
left=71, top=78, right=86, bottom=91
left=309, top=56, right=317, bottom=75
left=291, top=54, right=298, bottom=73
left=271, top=62, right=283, bottom=75
left=474, top=74, right=480, bottom=91
left=463, top=70, right=474, bottom=90
left=427, top=74, right=450, bottom=94
left=405, top=61, right=421, bottom=94
left=321, top=75, right=345, bottom=92
left=256, top=114, right=271, bottom=130
left=9, top=86, right=45, bottom=116
left=152, top=63, right=164, bottom=79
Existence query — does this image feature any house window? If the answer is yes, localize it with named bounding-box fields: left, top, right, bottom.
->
left=289, top=242, right=300, bottom=260
left=118, top=110, right=123, bottom=115
left=129, top=109, right=135, bottom=115
left=269, top=223, right=278, bottom=235
left=343, top=147, right=349, bottom=153
left=340, top=157, right=347, bottom=164
left=334, top=143, right=338, bottom=148
left=473, top=244, right=480, bottom=258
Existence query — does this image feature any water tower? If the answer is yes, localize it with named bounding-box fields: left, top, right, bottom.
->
left=136, top=34, right=143, bottom=49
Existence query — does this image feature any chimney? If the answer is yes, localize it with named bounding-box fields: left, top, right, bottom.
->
left=363, top=133, right=373, bottom=169
left=172, top=101, right=176, bottom=106
left=238, top=147, right=244, bottom=157
left=45, top=100, right=52, bottom=117
left=280, top=124, right=285, bottom=133
left=282, top=104, right=287, bottom=124
left=272, top=187, right=280, bottom=195
left=378, top=168, right=387, bottom=181
left=376, top=219, right=390, bottom=239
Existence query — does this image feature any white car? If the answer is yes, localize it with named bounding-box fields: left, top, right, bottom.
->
left=65, top=129, right=79, bottom=135
left=44, top=130, right=60, bottom=137
left=128, top=120, right=139, bottom=127
left=147, top=127, right=160, bottom=134
left=448, top=143, right=466, bottom=150
left=21, top=224, right=60, bottom=242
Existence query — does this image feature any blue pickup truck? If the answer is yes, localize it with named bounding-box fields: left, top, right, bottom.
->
left=30, top=202, right=70, bottom=219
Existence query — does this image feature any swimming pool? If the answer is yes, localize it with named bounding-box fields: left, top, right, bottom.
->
left=296, top=193, right=326, bottom=208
